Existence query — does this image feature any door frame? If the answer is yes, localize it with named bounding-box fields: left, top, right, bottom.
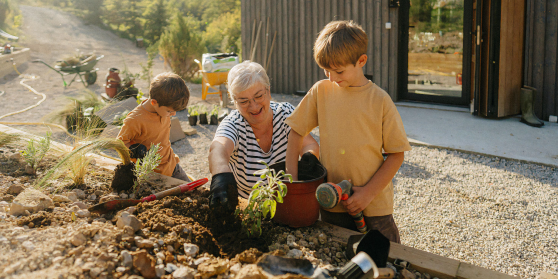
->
left=398, top=0, right=474, bottom=107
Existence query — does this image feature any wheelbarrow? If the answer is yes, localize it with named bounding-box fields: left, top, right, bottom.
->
left=33, top=55, right=104, bottom=87
left=194, top=59, right=229, bottom=100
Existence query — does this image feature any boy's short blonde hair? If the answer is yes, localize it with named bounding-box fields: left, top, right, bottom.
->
left=314, top=20, right=368, bottom=69
left=149, top=72, right=189, bottom=111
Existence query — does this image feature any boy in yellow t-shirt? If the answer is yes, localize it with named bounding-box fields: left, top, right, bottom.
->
left=285, top=21, right=411, bottom=243
left=117, top=72, right=190, bottom=181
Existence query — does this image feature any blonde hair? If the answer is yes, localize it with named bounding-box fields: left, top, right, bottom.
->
left=149, top=72, right=189, bottom=111
left=314, top=20, right=368, bottom=69
left=227, top=61, right=270, bottom=99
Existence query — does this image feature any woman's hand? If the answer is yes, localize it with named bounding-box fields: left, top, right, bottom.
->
left=209, top=172, right=239, bottom=211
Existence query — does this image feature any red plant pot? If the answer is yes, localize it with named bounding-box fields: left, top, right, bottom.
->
left=268, top=161, right=327, bottom=228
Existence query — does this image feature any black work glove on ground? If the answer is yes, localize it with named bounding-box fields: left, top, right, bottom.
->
left=209, top=172, right=239, bottom=211
left=298, top=152, right=323, bottom=180
left=129, top=143, right=147, bottom=160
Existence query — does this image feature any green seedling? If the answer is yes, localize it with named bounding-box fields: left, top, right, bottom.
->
left=188, top=105, right=199, bottom=116
left=199, top=105, right=207, bottom=115
left=236, top=161, right=292, bottom=237
left=21, top=132, right=52, bottom=175
left=133, top=143, right=162, bottom=192
left=210, top=105, right=219, bottom=116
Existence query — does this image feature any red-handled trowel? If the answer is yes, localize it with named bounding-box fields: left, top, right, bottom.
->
left=88, top=178, right=209, bottom=214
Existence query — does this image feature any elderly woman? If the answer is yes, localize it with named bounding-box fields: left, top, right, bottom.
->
left=208, top=61, right=319, bottom=210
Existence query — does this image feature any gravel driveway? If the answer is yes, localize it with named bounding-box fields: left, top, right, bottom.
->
left=1, top=6, right=557, bottom=279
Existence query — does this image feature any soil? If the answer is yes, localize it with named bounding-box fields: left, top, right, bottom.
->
left=111, top=163, right=136, bottom=192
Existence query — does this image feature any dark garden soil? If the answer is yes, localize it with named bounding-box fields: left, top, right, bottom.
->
left=111, top=162, right=136, bottom=192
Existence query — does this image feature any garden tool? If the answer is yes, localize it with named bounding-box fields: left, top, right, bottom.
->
left=316, top=180, right=368, bottom=233
left=520, top=86, right=544, bottom=127
left=340, top=230, right=394, bottom=279
left=88, top=178, right=208, bottom=214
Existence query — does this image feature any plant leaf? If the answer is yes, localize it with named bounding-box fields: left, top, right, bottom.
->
left=251, top=190, right=260, bottom=201
left=254, top=168, right=267, bottom=176
left=270, top=200, right=277, bottom=218
left=275, top=191, right=283, bottom=203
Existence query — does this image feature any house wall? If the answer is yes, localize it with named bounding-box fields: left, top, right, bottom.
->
left=524, top=0, right=558, bottom=121
left=241, top=0, right=400, bottom=100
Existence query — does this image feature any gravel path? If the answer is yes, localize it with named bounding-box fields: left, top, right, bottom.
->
left=1, top=6, right=557, bottom=279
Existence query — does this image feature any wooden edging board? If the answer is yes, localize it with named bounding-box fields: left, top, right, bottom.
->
left=312, top=221, right=519, bottom=279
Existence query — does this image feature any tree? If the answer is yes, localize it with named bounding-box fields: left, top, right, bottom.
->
left=72, top=0, right=103, bottom=24
left=202, top=9, right=241, bottom=54
left=142, top=0, right=168, bottom=45
left=158, top=13, right=206, bottom=80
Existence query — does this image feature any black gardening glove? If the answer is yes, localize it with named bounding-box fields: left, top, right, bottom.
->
left=298, top=152, right=323, bottom=180
left=209, top=172, right=239, bottom=211
left=129, top=143, right=147, bottom=160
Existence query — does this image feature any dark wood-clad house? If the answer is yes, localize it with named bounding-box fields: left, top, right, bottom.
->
left=240, top=0, right=558, bottom=121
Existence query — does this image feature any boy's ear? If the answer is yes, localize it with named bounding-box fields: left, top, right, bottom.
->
left=356, top=54, right=368, bottom=68
left=150, top=99, right=159, bottom=107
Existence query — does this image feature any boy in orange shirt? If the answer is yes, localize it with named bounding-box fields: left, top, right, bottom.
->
left=285, top=21, right=411, bottom=242
left=117, top=72, right=191, bottom=181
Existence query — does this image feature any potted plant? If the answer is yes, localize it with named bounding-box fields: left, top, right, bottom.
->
left=236, top=161, right=292, bottom=237
left=210, top=105, right=219, bottom=125
left=199, top=105, right=208, bottom=125
left=188, top=105, right=199, bottom=126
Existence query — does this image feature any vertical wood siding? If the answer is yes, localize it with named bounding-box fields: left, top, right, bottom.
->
left=524, top=0, right=558, bottom=120
left=242, top=0, right=399, bottom=100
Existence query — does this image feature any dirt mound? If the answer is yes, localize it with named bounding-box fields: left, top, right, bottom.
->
left=111, top=163, right=136, bottom=192
left=136, top=188, right=284, bottom=258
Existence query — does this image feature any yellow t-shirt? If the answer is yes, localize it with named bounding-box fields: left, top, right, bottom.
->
left=117, top=100, right=179, bottom=177
left=285, top=80, right=412, bottom=216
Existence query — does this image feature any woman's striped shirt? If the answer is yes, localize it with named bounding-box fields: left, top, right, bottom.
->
left=214, top=101, right=295, bottom=198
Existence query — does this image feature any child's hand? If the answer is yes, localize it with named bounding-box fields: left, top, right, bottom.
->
left=341, top=186, right=375, bottom=215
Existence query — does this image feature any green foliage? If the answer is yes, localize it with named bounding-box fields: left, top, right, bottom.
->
left=133, top=143, right=162, bottom=191
left=198, top=105, right=207, bottom=115
left=202, top=9, right=241, bottom=53
left=236, top=161, right=292, bottom=237
left=159, top=13, right=206, bottom=80
left=187, top=105, right=198, bottom=116
left=142, top=0, right=168, bottom=45
left=210, top=105, right=219, bottom=116
left=72, top=0, right=103, bottom=24
left=46, top=90, right=107, bottom=136
left=0, top=0, right=20, bottom=31
left=21, top=132, right=52, bottom=174
left=112, top=110, right=130, bottom=126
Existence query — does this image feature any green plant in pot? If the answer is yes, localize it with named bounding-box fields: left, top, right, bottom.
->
left=188, top=105, right=199, bottom=126
left=210, top=105, right=219, bottom=125
left=199, top=105, right=208, bottom=125
left=236, top=161, right=292, bottom=237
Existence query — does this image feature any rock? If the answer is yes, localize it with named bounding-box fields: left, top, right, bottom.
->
left=184, top=243, right=199, bottom=257
left=53, top=195, right=72, bottom=203
left=120, top=193, right=128, bottom=199
left=88, top=194, right=97, bottom=201
left=126, top=206, right=137, bottom=215
left=287, top=249, right=303, bottom=259
left=24, top=165, right=35, bottom=175
left=94, top=190, right=104, bottom=196
left=22, top=240, right=35, bottom=251
left=65, top=192, right=78, bottom=202
left=9, top=152, right=22, bottom=161
left=230, top=263, right=242, bottom=274
left=76, top=210, right=91, bottom=218
left=165, top=251, right=175, bottom=263
left=10, top=188, right=54, bottom=216
left=318, top=233, right=327, bottom=245
left=131, top=250, right=156, bottom=278
left=52, top=256, right=65, bottom=264
left=70, top=201, right=88, bottom=210
left=90, top=267, right=103, bottom=278
left=116, top=212, right=142, bottom=232
left=99, top=194, right=119, bottom=204
left=135, top=237, right=155, bottom=249
left=286, top=235, right=296, bottom=247
left=166, top=263, right=178, bottom=273
left=237, top=248, right=262, bottom=264
left=7, top=184, right=24, bottom=195
left=172, top=266, right=196, bottom=279
left=401, top=269, right=416, bottom=279
left=156, top=264, right=165, bottom=278
left=72, top=189, right=86, bottom=199
left=299, top=240, right=309, bottom=247
left=235, top=264, right=265, bottom=279
left=167, top=245, right=174, bottom=253
left=198, top=258, right=228, bottom=278
left=121, top=250, right=133, bottom=267
left=70, top=233, right=87, bottom=246
left=116, top=267, right=126, bottom=273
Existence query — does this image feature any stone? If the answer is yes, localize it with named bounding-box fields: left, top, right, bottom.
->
left=94, top=190, right=104, bottom=196
left=230, top=263, right=241, bottom=274
left=121, top=250, right=133, bottom=267
left=90, top=267, right=103, bottom=278
left=120, top=193, right=128, bottom=199
left=165, top=251, right=175, bottom=263
left=53, top=195, right=72, bottom=203
left=7, top=184, right=24, bottom=195
left=235, top=264, right=265, bottom=279
left=172, top=266, right=196, bottom=279
left=65, top=192, right=78, bottom=202
left=76, top=210, right=91, bottom=218
left=198, top=258, right=228, bottom=278
left=193, top=257, right=210, bottom=267
left=22, top=240, right=35, bottom=251
left=88, top=194, right=97, bottom=201
left=401, top=269, right=416, bottom=279
left=184, top=243, right=199, bottom=257
left=116, top=212, right=142, bottom=232
left=166, top=263, right=178, bottom=273
left=10, top=188, right=54, bottom=216
left=318, top=233, right=327, bottom=245
left=70, top=201, right=88, bottom=209
left=9, top=152, right=22, bottom=161
left=156, top=264, right=165, bottom=278
left=52, top=256, right=65, bottom=264
left=287, top=249, right=303, bottom=259
left=299, top=240, right=309, bottom=247
left=131, top=250, right=156, bottom=278
left=116, top=267, right=126, bottom=273
left=99, top=194, right=119, bottom=204
left=70, top=233, right=87, bottom=246
left=72, top=189, right=86, bottom=199
left=135, top=237, right=155, bottom=249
